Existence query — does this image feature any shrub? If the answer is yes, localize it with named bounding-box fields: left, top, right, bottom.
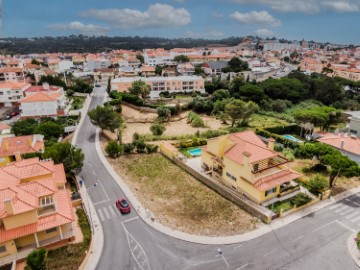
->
left=282, top=148, right=296, bottom=161
left=307, top=175, right=328, bottom=194
left=132, top=132, right=140, bottom=142
left=66, top=89, right=75, bottom=96
left=123, top=143, right=135, bottom=154
left=135, top=140, right=146, bottom=153
left=187, top=112, right=205, bottom=127
left=150, top=123, right=166, bottom=136
left=145, top=144, right=159, bottom=153
left=105, top=141, right=123, bottom=158
left=290, top=193, right=312, bottom=207
left=26, top=248, right=47, bottom=270
left=157, top=106, right=171, bottom=120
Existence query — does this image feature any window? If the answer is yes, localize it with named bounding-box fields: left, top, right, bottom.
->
left=0, top=246, right=6, bottom=253
left=0, top=92, right=3, bottom=95
left=253, top=164, right=259, bottom=172
left=40, top=195, right=54, bottom=206
left=265, top=187, right=277, bottom=196
left=226, top=172, right=237, bottom=181
left=45, top=227, right=57, bottom=234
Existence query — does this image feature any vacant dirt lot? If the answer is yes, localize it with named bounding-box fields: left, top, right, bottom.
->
left=120, top=104, right=227, bottom=143
left=104, top=150, right=259, bottom=236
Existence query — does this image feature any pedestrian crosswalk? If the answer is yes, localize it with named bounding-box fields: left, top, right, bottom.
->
left=97, top=205, right=119, bottom=222
left=327, top=202, right=360, bottom=226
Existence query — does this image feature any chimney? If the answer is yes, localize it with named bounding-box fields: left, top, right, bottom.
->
left=242, top=151, right=251, bottom=165
left=4, top=141, right=9, bottom=151
left=42, top=82, right=50, bottom=90
left=4, top=198, right=13, bottom=215
left=14, top=151, right=22, bottom=161
left=28, top=137, right=32, bottom=146
left=268, top=138, right=275, bottom=151
left=340, top=140, right=345, bottom=149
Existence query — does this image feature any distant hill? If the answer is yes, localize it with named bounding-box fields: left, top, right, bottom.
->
left=0, top=35, right=246, bottom=54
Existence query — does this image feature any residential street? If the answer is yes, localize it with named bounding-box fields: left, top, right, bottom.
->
left=76, top=85, right=359, bottom=270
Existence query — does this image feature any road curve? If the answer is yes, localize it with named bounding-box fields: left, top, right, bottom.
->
left=75, top=85, right=359, bottom=270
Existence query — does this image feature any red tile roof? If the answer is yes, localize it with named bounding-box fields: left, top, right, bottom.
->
left=224, top=131, right=278, bottom=164
left=0, top=135, right=44, bottom=158
left=318, top=134, right=360, bottom=155
left=254, top=169, right=302, bottom=191
left=20, top=92, right=62, bottom=103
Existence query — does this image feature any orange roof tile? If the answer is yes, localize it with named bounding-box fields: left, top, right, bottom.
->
left=318, top=134, right=360, bottom=155
left=254, top=169, right=302, bottom=191
left=0, top=135, right=44, bottom=158
left=0, top=123, right=11, bottom=131
left=20, top=92, right=61, bottom=103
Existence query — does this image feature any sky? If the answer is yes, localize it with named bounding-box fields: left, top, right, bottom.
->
left=3, top=0, right=360, bottom=44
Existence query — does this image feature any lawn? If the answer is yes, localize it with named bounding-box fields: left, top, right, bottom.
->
left=269, top=200, right=293, bottom=214
left=46, top=208, right=91, bottom=270
left=249, top=114, right=291, bottom=129
left=107, top=153, right=259, bottom=236
left=70, top=96, right=86, bottom=110
left=267, top=193, right=313, bottom=214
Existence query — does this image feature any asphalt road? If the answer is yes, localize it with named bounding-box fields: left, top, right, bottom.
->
left=76, top=85, right=359, bottom=270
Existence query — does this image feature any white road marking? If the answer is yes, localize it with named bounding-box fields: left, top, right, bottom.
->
left=312, top=221, right=336, bottom=232
left=123, top=216, right=140, bottom=224
left=345, top=211, right=359, bottom=220
left=108, top=205, right=116, bottom=217
left=339, top=208, right=354, bottom=215
left=345, top=198, right=360, bottom=207
left=329, top=204, right=341, bottom=210
left=112, top=205, right=120, bottom=216
left=97, top=179, right=110, bottom=201
left=97, top=208, right=105, bottom=222
left=93, top=200, right=109, bottom=206
left=263, top=250, right=276, bottom=257
left=291, top=235, right=303, bottom=242
left=121, top=223, right=151, bottom=270
left=103, top=207, right=110, bottom=220
left=350, top=216, right=360, bottom=223
left=233, top=244, right=243, bottom=249
left=236, top=263, right=249, bottom=269
left=334, top=205, right=350, bottom=213
left=335, top=220, right=356, bottom=233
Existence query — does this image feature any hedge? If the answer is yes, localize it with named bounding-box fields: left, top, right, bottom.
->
left=264, top=124, right=301, bottom=135
left=255, top=128, right=299, bottom=149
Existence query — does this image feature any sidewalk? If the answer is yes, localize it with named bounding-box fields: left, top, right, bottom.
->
left=94, top=128, right=360, bottom=245
left=348, top=233, right=360, bottom=268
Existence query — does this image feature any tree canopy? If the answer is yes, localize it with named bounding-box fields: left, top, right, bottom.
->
left=35, top=121, right=64, bottom=140
left=43, top=142, right=84, bottom=175
left=222, top=57, right=250, bottom=73
left=173, top=55, right=190, bottom=63
left=88, top=105, right=123, bottom=132
left=128, top=80, right=151, bottom=98
left=225, top=99, right=258, bottom=127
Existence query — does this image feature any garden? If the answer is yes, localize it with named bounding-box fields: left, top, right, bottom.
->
left=267, top=193, right=313, bottom=214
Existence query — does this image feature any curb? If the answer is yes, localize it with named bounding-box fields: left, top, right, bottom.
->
left=95, top=130, right=360, bottom=245
left=71, top=94, right=92, bottom=146
left=348, top=233, right=360, bottom=268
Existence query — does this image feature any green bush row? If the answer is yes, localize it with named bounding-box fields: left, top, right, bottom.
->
left=255, top=128, right=299, bottom=149
left=187, top=112, right=205, bottom=127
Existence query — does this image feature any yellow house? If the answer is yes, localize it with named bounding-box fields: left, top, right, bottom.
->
left=0, top=158, right=74, bottom=263
left=201, top=131, right=302, bottom=204
left=0, top=134, right=44, bottom=166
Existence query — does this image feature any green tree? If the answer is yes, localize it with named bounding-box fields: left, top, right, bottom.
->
left=238, top=84, right=265, bottom=103
left=150, top=123, right=166, bottom=136
left=307, top=175, right=328, bottom=194
left=26, top=248, right=47, bottom=270
left=136, top=54, right=144, bottom=63
left=38, top=75, right=67, bottom=90
left=107, top=77, right=111, bottom=93
left=43, top=142, right=84, bottom=175
left=155, top=65, right=163, bottom=76
left=212, top=89, right=230, bottom=101
left=297, top=143, right=360, bottom=190
left=71, top=79, right=93, bottom=94
left=88, top=105, right=123, bottom=133
left=105, top=141, right=123, bottom=158
left=173, top=55, right=189, bottom=63
left=11, top=118, right=38, bottom=136
left=35, top=122, right=64, bottom=140
left=222, top=57, right=249, bottom=73
left=128, top=80, right=151, bottom=99
left=225, top=99, right=258, bottom=127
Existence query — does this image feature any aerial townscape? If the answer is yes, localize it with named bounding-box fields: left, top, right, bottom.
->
left=1, top=1, right=360, bottom=270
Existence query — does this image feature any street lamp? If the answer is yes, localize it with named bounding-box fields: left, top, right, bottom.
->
left=85, top=182, right=98, bottom=234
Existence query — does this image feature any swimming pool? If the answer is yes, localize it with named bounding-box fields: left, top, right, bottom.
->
left=282, top=134, right=303, bottom=143
left=187, top=148, right=202, bottom=156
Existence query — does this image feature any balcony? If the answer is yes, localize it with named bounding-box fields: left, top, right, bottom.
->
left=37, top=204, right=56, bottom=216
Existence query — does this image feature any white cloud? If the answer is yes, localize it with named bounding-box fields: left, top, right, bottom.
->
left=231, top=0, right=360, bottom=13
left=212, top=11, right=224, bottom=18
left=254, top=28, right=276, bottom=37
left=322, top=1, right=360, bottom=12
left=80, top=4, right=191, bottom=29
left=231, top=11, right=281, bottom=27
left=184, top=29, right=224, bottom=39
left=48, top=21, right=109, bottom=35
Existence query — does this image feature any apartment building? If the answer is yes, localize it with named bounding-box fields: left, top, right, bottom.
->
left=143, top=49, right=173, bottom=67
left=0, top=158, right=74, bottom=263
left=0, top=68, right=25, bottom=82
left=0, top=82, right=31, bottom=107
left=111, top=75, right=205, bottom=98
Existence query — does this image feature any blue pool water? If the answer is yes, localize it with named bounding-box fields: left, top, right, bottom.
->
left=188, top=148, right=202, bottom=156
left=282, top=134, right=303, bottom=143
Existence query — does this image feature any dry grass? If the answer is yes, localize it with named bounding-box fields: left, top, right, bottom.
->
left=107, top=153, right=259, bottom=236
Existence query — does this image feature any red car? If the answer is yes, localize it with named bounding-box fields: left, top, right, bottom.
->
left=10, top=111, right=19, bottom=117
left=116, top=198, right=131, bottom=214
